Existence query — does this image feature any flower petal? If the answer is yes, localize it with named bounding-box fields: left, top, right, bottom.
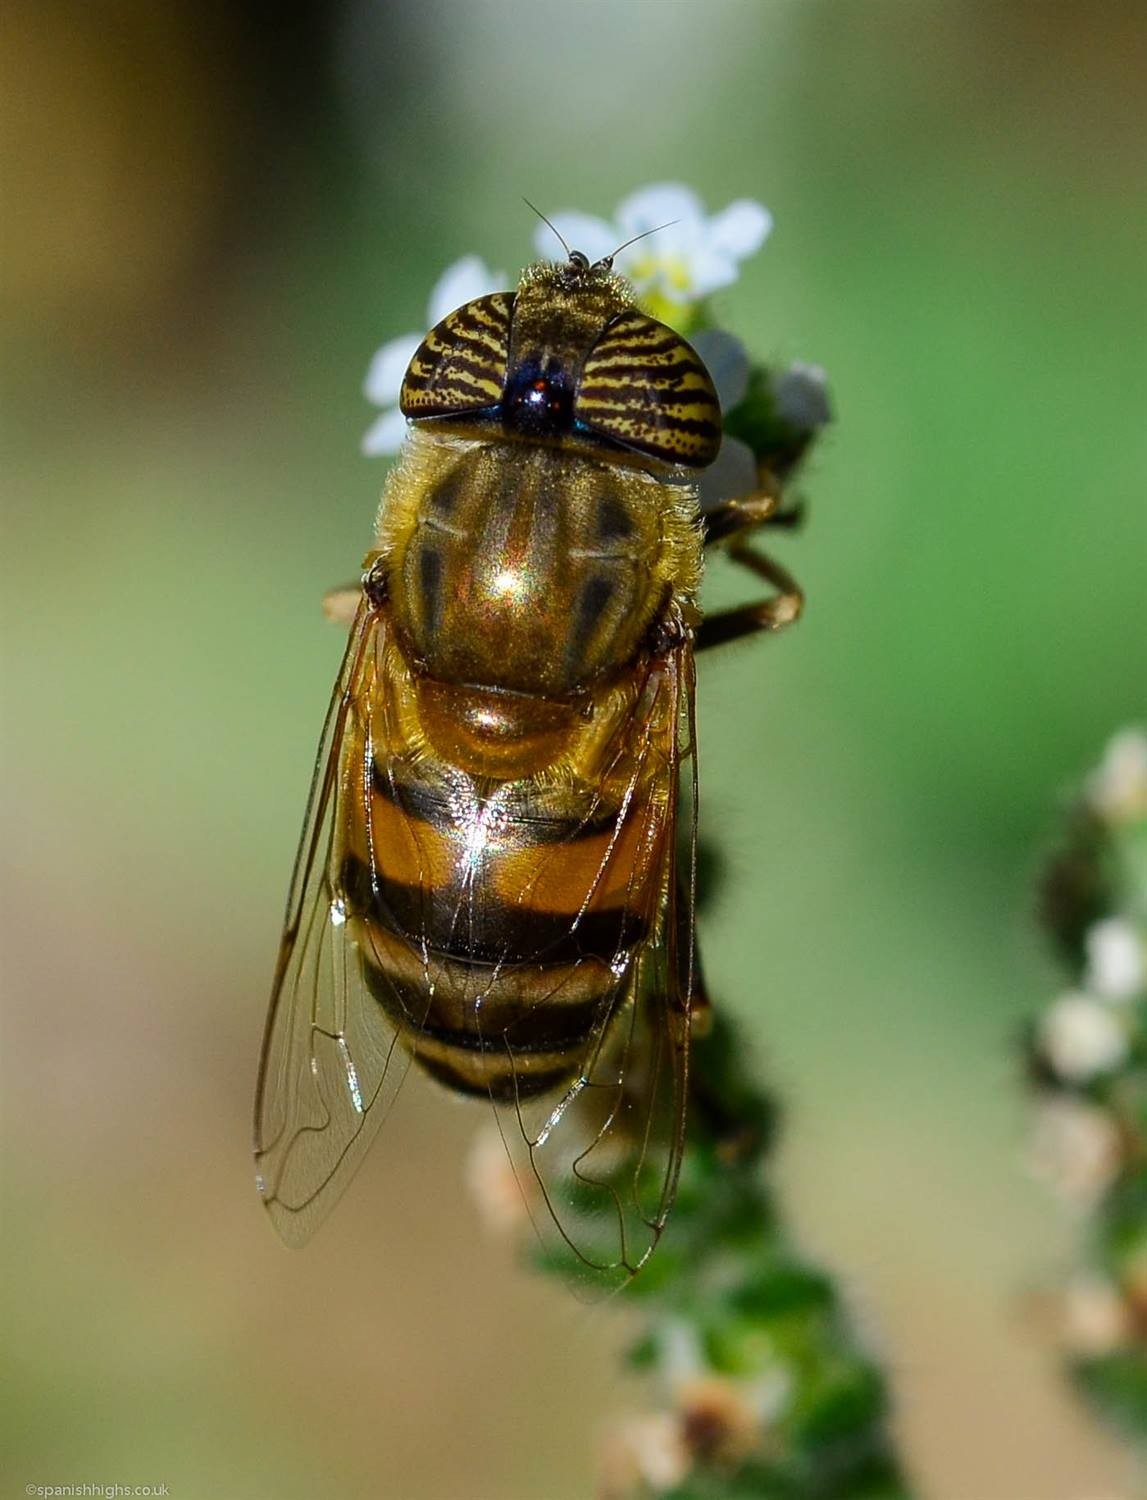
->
left=1028, top=1096, right=1120, bottom=1204
left=361, top=405, right=409, bottom=457
left=428, top=255, right=505, bottom=325
left=1087, top=727, right=1147, bottom=823
left=698, top=435, right=757, bottom=512
left=1085, top=917, right=1145, bottom=1001
left=363, top=332, right=421, bottom=405
left=1040, top=991, right=1128, bottom=1082
left=532, top=211, right=616, bottom=265
left=690, top=329, right=750, bottom=409
left=772, top=362, right=831, bottom=431
left=616, top=183, right=704, bottom=242
left=707, top=199, right=773, bottom=260
left=681, top=242, right=741, bottom=298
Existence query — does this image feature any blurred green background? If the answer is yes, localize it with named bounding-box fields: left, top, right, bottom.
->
left=3, top=2, right=1145, bottom=1496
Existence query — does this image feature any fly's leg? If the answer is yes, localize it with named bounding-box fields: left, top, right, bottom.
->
left=322, top=549, right=390, bottom=626
left=703, top=491, right=804, bottom=545
left=697, top=491, right=804, bottom=653
left=695, top=544, right=803, bottom=651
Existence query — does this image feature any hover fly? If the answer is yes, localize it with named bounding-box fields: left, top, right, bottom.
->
left=254, top=236, right=803, bottom=1285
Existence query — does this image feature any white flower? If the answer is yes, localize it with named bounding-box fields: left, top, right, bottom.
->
left=772, top=361, right=832, bottom=431
left=362, top=255, right=505, bottom=456
left=657, top=1318, right=706, bottom=1386
left=1028, top=1095, right=1121, bottom=1204
left=697, top=435, right=757, bottom=513
left=692, top=346, right=832, bottom=511
left=1062, top=1272, right=1131, bottom=1355
left=1085, top=917, right=1146, bottom=1001
left=362, top=188, right=772, bottom=458
left=598, top=1413, right=689, bottom=1498
left=685, top=329, right=753, bottom=509
left=1039, top=991, right=1128, bottom=1083
left=1086, top=726, right=1147, bottom=824
left=535, top=183, right=772, bottom=312
left=690, top=328, right=750, bottom=410
left=463, top=1122, right=528, bottom=1235
left=675, top=1372, right=789, bottom=1462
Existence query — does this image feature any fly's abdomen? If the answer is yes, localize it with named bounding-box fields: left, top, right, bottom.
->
left=357, top=915, right=626, bottom=1100
left=342, top=741, right=669, bottom=1101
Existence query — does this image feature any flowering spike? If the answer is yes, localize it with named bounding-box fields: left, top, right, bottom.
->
left=1027, top=727, right=1147, bottom=1441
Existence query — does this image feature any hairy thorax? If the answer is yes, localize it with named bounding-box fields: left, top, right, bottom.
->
left=373, top=429, right=701, bottom=781
left=380, top=429, right=701, bottom=697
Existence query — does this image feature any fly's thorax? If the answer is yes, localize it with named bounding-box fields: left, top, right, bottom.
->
left=377, top=428, right=702, bottom=700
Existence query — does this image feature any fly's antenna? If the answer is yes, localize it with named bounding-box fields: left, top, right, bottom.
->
left=598, top=219, right=680, bottom=269
left=523, top=197, right=573, bottom=260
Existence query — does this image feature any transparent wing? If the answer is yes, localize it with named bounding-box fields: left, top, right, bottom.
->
left=488, top=642, right=698, bottom=1289
left=256, top=599, right=698, bottom=1279
left=253, top=600, right=416, bottom=1246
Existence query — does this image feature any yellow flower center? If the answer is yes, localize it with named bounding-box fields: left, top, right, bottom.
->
left=625, top=252, right=698, bottom=333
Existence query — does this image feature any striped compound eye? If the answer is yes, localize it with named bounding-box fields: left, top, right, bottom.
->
left=400, top=293, right=515, bottom=418
left=575, top=310, right=722, bottom=468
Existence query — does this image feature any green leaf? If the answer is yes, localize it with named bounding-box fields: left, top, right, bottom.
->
left=1073, top=1350, right=1147, bottom=1440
